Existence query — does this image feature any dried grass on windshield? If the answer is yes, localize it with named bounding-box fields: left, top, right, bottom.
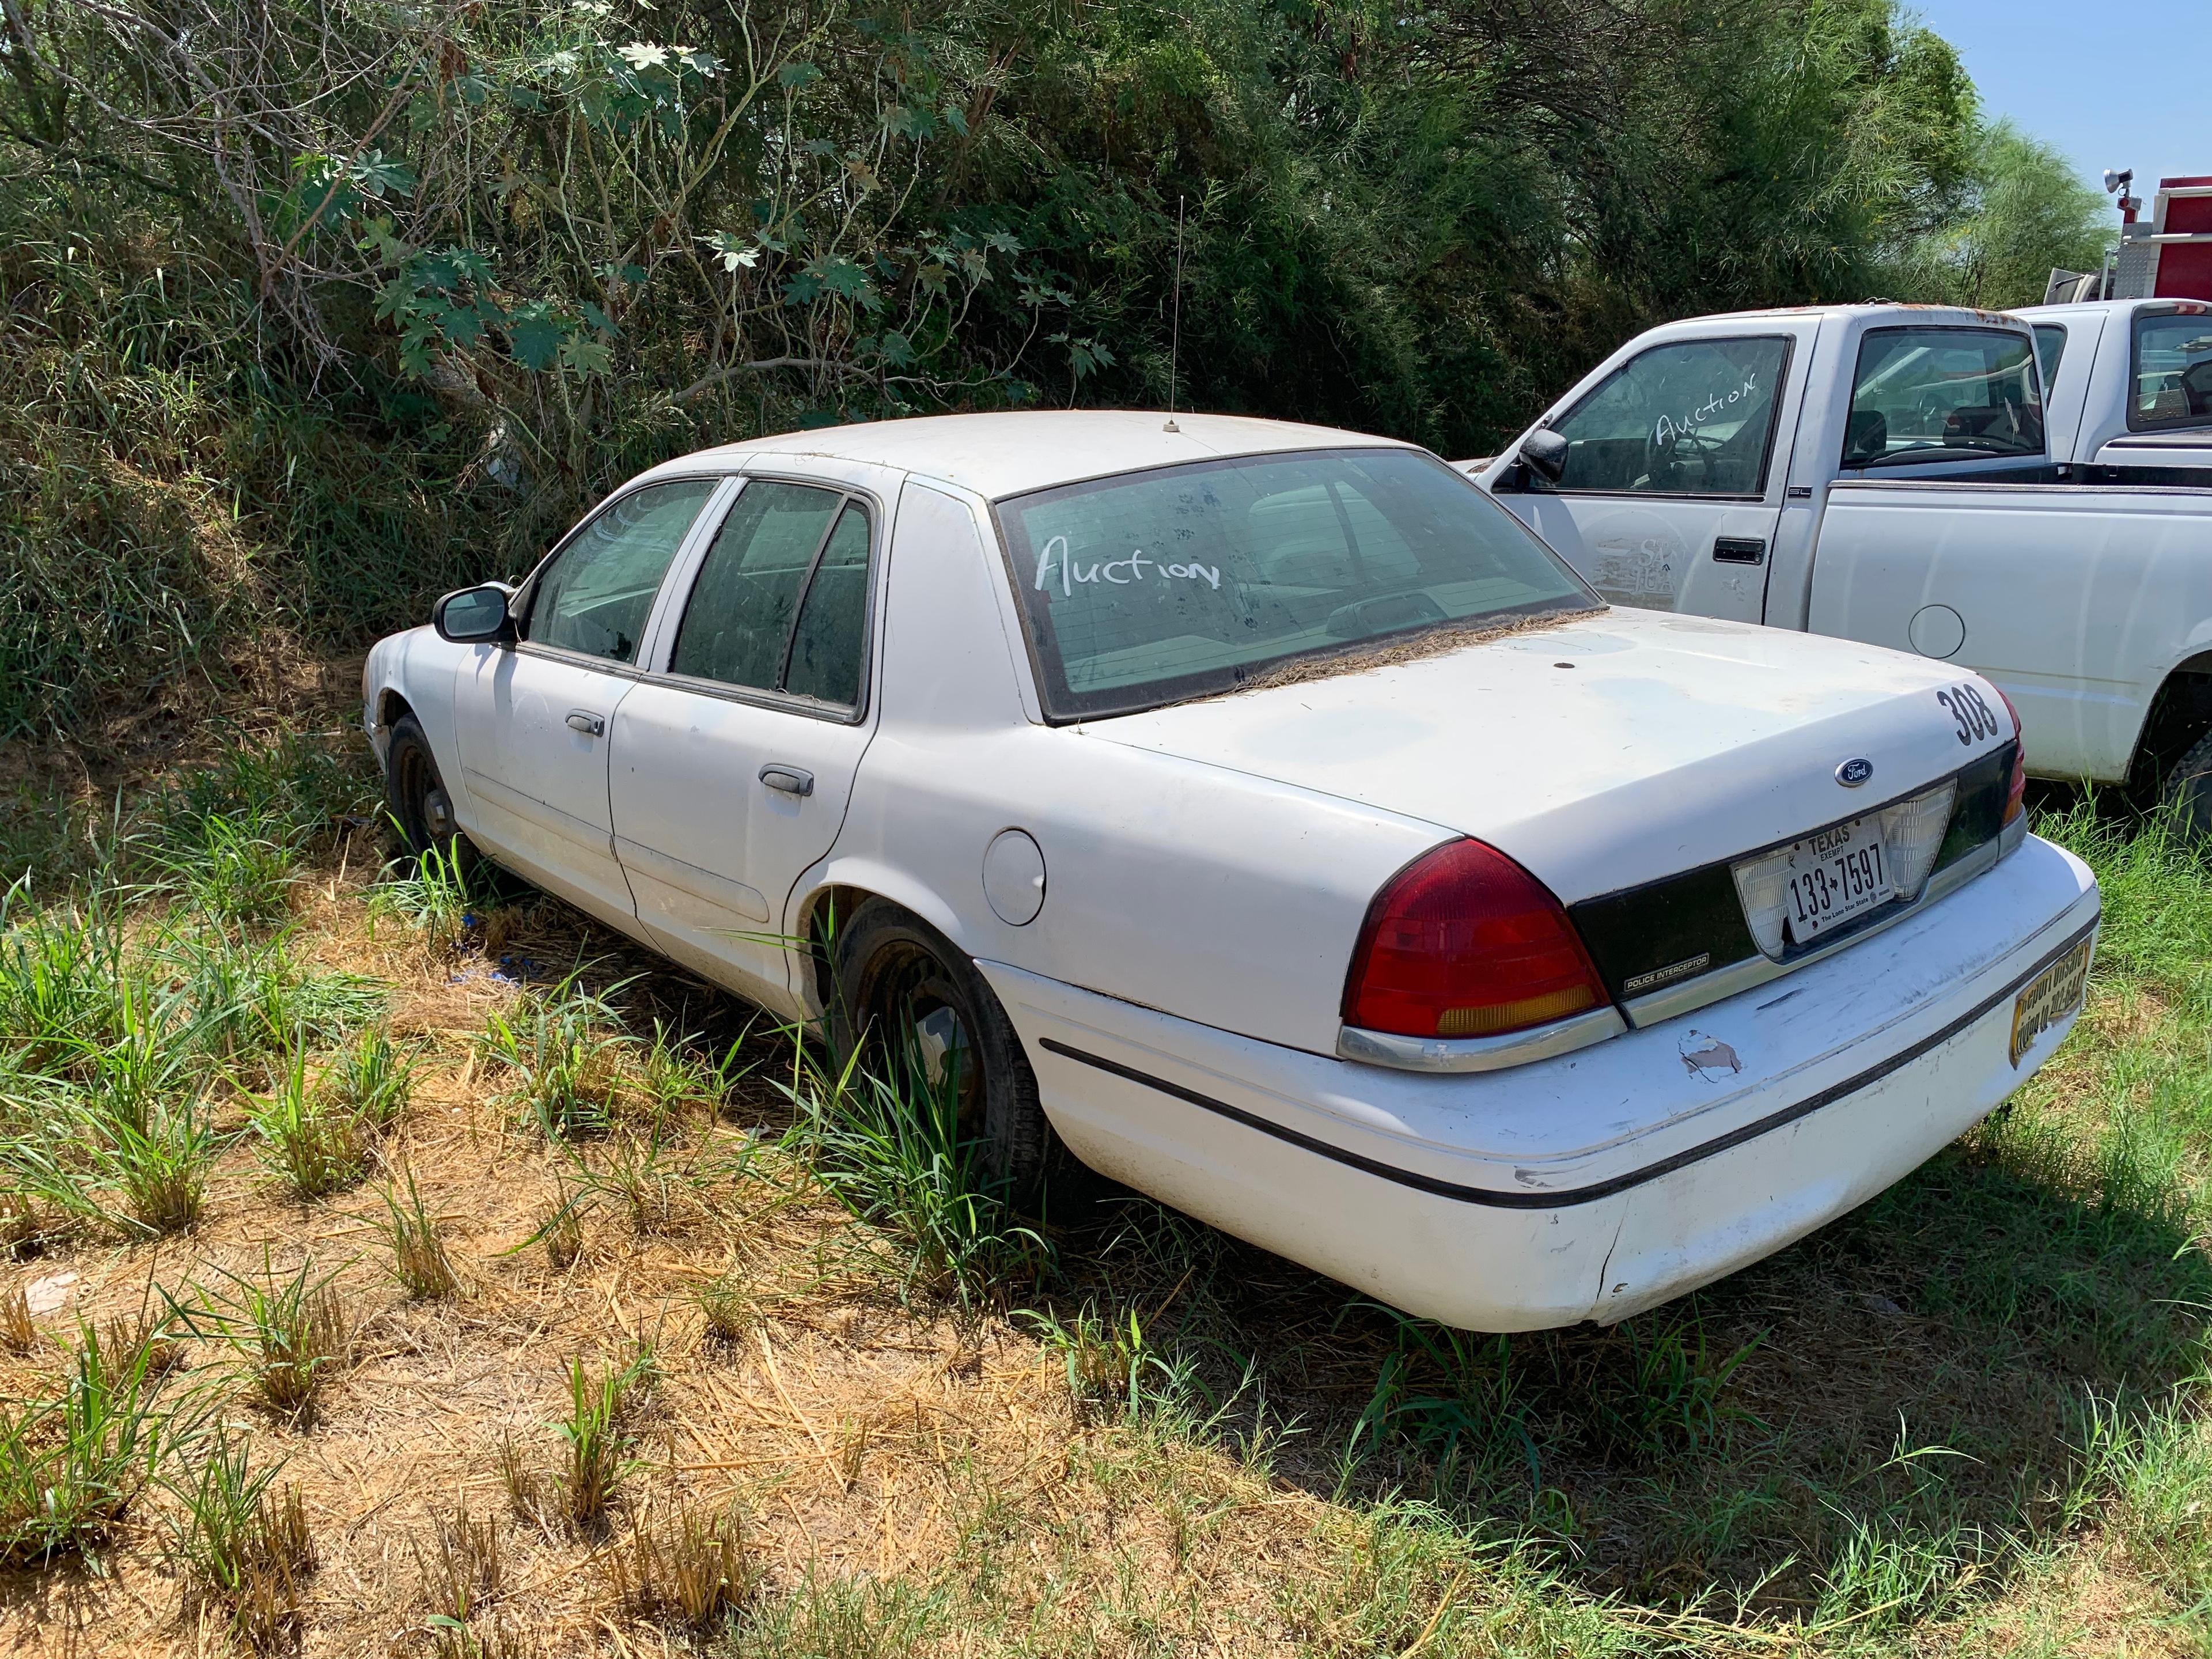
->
left=1214, top=604, right=1605, bottom=698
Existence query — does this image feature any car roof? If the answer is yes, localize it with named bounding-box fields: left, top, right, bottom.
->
left=632, top=410, right=1423, bottom=501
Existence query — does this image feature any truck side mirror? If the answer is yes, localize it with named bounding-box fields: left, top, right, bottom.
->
left=1519, top=428, right=1568, bottom=484
left=433, top=584, right=516, bottom=645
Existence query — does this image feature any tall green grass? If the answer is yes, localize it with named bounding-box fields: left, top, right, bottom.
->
left=783, top=1041, right=1051, bottom=1308
left=0, top=1323, right=178, bottom=1564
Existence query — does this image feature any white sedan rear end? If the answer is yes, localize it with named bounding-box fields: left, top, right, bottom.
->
left=363, top=411, right=2097, bottom=1330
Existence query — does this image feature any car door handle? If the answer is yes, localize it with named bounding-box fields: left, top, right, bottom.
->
left=1712, top=537, right=1766, bottom=565
left=759, top=764, right=814, bottom=797
left=566, top=710, right=606, bottom=736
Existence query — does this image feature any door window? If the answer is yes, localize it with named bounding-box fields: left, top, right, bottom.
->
left=670, top=481, right=874, bottom=709
left=1544, top=337, right=1789, bottom=495
left=525, top=479, right=716, bottom=664
left=2032, top=324, right=2067, bottom=394
left=784, top=503, right=872, bottom=705
left=1841, top=327, right=2044, bottom=466
left=2128, top=310, right=2212, bottom=432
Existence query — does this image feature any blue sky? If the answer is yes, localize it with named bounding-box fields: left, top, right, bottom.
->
left=1911, top=1, right=2210, bottom=201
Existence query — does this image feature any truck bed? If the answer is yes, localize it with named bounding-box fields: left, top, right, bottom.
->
left=1809, top=480, right=2212, bottom=782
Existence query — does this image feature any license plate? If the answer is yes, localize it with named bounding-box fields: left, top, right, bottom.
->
left=2010, top=938, right=2092, bottom=1066
left=1773, top=815, right=1891, bottom=946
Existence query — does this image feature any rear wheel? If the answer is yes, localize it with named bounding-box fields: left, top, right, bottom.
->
left=384, top=713, right=476, bottom=871
left=827, top=899, right=1065, bottom=1210
left=2158, top=729, right=2212, bottom=840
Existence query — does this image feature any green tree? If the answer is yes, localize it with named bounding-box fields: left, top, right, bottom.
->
left=1893, top=120, right=2113, bottom=308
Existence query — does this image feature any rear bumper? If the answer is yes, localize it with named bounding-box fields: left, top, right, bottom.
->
left=979, top=832, right=2099, bottom=1331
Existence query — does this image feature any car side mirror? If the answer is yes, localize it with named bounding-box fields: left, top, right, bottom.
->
left=433, top=584, right=515, bottom=645
left=1519, top=428, right=1568, bottom=484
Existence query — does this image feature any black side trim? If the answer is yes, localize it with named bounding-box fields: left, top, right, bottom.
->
left=1035, top=915, right=2095, bottom=1211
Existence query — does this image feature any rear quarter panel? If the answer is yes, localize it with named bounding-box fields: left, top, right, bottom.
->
left=804, top=478, right=1446, bottom=1055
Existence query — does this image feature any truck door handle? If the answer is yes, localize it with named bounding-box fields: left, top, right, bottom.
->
left=566, top=710, right=606, bottom=736
left=1712, top=537, right=1767, bottom=565
left=759, top=764, right=814, bottom=797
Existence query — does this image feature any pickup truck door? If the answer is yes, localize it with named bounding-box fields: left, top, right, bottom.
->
left=608, top=474, right=882, bottom=1014
left=2085, top=306, right=2212, bottom=483
left=450, top=478, right=721, bottom=927
left=1491, top=329, right=1807, bottom=621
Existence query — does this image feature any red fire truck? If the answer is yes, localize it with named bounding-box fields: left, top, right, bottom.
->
left=2047, top=171, right=2212, bottom=304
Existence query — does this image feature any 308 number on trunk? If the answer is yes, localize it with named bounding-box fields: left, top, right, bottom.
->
left=1937, top=682, right=2002, bottom=747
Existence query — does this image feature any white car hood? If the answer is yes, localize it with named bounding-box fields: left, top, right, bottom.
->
left=1080, top=609, right=2001, bottom=904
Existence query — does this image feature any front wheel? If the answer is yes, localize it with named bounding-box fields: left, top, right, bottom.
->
left=826, top=899, right=1067, bottom=1210
left=384, top=713, right=476, bottom=871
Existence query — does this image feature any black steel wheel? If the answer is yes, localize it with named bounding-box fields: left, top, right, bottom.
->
left=384, top=713, right=474, bottom=869
left=2159, top=729, right=2212, bottom=841
left=828, top=898, right=1065, bottom=1209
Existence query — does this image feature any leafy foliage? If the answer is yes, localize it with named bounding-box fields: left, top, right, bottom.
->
left=0, top=0, right=2088, bottom=747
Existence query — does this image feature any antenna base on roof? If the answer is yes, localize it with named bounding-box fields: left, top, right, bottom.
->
left=1162, top=418, right=1180, bottom=433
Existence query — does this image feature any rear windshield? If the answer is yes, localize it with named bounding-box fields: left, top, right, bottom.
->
left=1840, top=326, right=2045, bottom=467
left=994, top=448, right=1595, bottom=721
left=2129, top=310, right=2212, bottom=432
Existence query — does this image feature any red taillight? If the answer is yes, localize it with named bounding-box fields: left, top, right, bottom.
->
left=1342, top=839, right=1609, bottom=1039
left=1992, top=684, right=2027, bottom=824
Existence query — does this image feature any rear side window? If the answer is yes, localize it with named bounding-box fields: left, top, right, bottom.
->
left=2129, top=310, right=2212, bottom=432
left=997, top=448, right=1593, bottom=721
left=669, top=480, right=873, bottom=710
left=1842, top=327, right=2044, bottom=466
left=1543, top=337, right=1789, bottom=495
left=525, top=479, right=716, bottom=664
left=2032, top=324, right=2067, bottom=394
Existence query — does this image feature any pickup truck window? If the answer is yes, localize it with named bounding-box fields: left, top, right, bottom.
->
left=997, top=448, right=1592, bottom=721
left=524, top=479, right=717, bottom=664
left=2129, top=311, right=2212, bottom=432
left=669, top=482, right=873, bottom=709
left=2032, top=324, right=2067, bottom=394
left=1541, top=336, right=1787, bottom=497
left=1841, top=327, right=2044, bottom=467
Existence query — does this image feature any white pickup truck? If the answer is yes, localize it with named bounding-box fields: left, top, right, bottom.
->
left=1467, top=300, right=2212, bottom=820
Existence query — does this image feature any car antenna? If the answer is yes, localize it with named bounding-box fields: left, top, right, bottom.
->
left=1165, top=195, right=1184, bottom=433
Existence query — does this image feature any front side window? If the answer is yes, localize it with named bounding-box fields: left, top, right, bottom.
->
left=2129, top=310, right=2212, bottom=432
left=526, top=479, right=716, bottom=664
left=669, top=480, right=873, bottom=709
left=1543, top=337, right=1789, bottom=495
left=997, top=448, right=1594, bottom=721
left=2032, top=324, right=2067, bottom=394
left=1841, top=327, right=2044, bottom=467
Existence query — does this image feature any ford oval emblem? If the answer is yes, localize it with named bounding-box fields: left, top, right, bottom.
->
left=1835, top=757, right=1874, bottom=788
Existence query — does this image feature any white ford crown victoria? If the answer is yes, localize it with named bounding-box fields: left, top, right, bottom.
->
left=364, top=412, right=2099, bottom=1331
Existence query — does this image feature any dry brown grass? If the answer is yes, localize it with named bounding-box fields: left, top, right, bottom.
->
left=7, top=793, right=2212, bottom=1657
left=0, top=870, right=1353, bottom=1653
left=0, top=1282, right=35, bottom=1354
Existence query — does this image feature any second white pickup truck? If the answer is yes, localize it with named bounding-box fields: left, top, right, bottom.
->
left=1467, top=300, right=2212, bottom=822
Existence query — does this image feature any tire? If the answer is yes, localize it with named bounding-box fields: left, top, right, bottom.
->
left=383, top=713, right=476, bottom=871
left=2158, top=729, right=2212, bottom=841
left=827, top=898, right=1067, bottom=1210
